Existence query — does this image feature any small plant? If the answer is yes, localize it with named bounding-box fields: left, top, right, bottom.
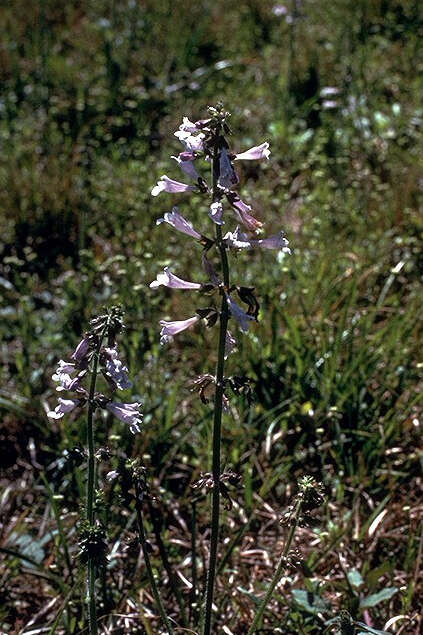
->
left=150, top=104, right=290, bottom=634
left=48, top=306, right=142, bottom=635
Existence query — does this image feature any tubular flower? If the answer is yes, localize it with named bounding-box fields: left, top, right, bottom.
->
left=218, top=147, right=239, bottom=190
left=171, top=154, right=200, bottom=180
left=234, top=142, right=270, bottom=161
left=150, top=267, right=201, bottom=290
left=156, top=207, right=202, bottom=240
left=224, top=227, right=290, bottom=252
left=151, top=175, right=196, bottom=197
left=227, top=193, right=263, bottom=232
left=106, top=402, right=143, bottom=434
left=159, top=316, right=200, bottom=344
left=174, top=129, right=205, bottom=153
left=48, top=397, right=82, bottom=419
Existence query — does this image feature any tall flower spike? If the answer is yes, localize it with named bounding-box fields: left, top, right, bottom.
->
left=156, top=207, right=202, bottom=240
left=150, top=267, right=201, bottom=290
left=151, top=175, right=196, bottom=197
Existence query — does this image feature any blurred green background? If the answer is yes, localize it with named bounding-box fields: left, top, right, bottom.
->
left=0, top=1, right=422, bottom=632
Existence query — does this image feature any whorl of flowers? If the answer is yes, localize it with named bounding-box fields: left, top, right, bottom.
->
left=150, top=104, right=290, bottom=350
left=47, top=306, right=142, bottom=434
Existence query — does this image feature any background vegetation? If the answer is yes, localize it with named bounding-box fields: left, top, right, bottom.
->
left=1, top=0, right=422, bottom=633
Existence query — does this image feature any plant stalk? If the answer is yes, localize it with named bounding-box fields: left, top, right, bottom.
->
left=135, top=483, right=175, bottom=635
left=202, top=149, right=230, bottom=635
left=86, top=328, right=106, bottom=635
left=246, top=500, right=302, bottom=634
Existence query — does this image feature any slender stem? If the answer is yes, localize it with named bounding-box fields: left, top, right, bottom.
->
left=202, top=149, right=230, bottom=635
left=190, top=500, right=198, bottom=624
left=86, top=328, right=106, bottom=635
left=246, top=500, right=302, bottom=635
left=135, top=485, right=175, bottom=635
left=147, top=499, right=187, bottom=627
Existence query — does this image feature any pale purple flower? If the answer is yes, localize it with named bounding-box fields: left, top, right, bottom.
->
left=272, top=4, right=288, bottom=16
left=150, top=267, right=201, bottom=290
left=48, top=397, right=81, bottom=419
left=322, top=100, right=338, bottom=110
left=224, top=227, right=291, bottom=253
left=171, top=154, right=200, bottom=180
left=52, top=360, right=84, bottom=392
left=178, top=116, right=199, bottom=133
left=104, top=347, right=132, bottom=390
left=209, top=201, right=224, bottom=225
left=106, top=470, right=119, bottom=482
left=218, top=147, right=239, bottom=189
left=106, top=401, right=143, bottom=434
left=227, top=194, right=263, bottom=232
left=156, top=207, right=202, bottom=240
left=225, top=331, right=237, bottom=359
left=71, top=337, right=90, bottom=362
left=226, top=296, right=255, bottom=333
left=234, top=142, right=270, bottom=161
left=174, top=130, right=205, bottom=153
left=159, top=316, right=200, bottom=344
left=151, top=175, right=196, bottom=197
left=320, top=87, right=339, bottom=97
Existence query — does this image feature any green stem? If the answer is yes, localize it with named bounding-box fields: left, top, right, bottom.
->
left=86, top=328, right=106, bottom=635
left=202, top=150, right=230, bottom=635
left=135, top=484, right=175, bottom=635
left=246, top=500, right=302, bottom=635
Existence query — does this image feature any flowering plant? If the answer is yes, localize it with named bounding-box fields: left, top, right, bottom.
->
left=151, top=104, right=290, bottom=634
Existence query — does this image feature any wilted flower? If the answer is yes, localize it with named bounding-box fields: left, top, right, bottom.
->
left=156, top=207, right=202, bottom=240
left=106, top=401, right=143, bottom=434
left=151, top=175, right=196, bottom=197
left=103, top=347, right=132, bottom=390
left=150, top=267, right=201, bottom=290
left=234, top=142, right=270, bottom=161
left=159, top=316, right=200, bottom=344
left=209, top=201, right=224, bottom=225
left=227, top=193, right=263, bottom=232
left=226, top=295, right=255, bottom=332
left=48, top=397, right=82, bottom=419
left=71, top=337, right=90, bottom=362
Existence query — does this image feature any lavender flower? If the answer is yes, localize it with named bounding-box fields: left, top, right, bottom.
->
left=151, top=175, right=196, bottom=197
left=171, top=153, right=200, bottom=180
left=226, top=295, right=255, bottom=332
left=103, top=347, right=132, bottom=390
left=209, top=201, right=224, bottom=225
left=150, top=267, right=201, bottom=290
left=224, top=227, right=291, bottom=252
left=48, top=397, right=81, bottom=419
left=71, top=337, right=90, bottom=362
left=178, top=117, right=199, bottom=132
left=174, top=129, right=205, bottom=153
left=106, top=401, right=143, bottom=434
left=234, top=142, right=270, bottom=161
left=156, top=207, right=202, bottom=240
left=159, top=316, right=200, bottom=344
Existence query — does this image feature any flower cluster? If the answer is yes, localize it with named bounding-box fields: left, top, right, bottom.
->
left=47, top=307, right=142, bottom=434
left=150, top=104, right=290, bottom=349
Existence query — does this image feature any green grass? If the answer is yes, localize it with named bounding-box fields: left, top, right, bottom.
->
left=0, top=1, right=422, bottom=633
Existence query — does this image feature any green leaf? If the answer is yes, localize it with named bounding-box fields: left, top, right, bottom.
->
left=292, top=589, right=330, bottom=615
left=359, top=587, right=398, bottom=608
left=348, top=569, right=364, bottom=590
